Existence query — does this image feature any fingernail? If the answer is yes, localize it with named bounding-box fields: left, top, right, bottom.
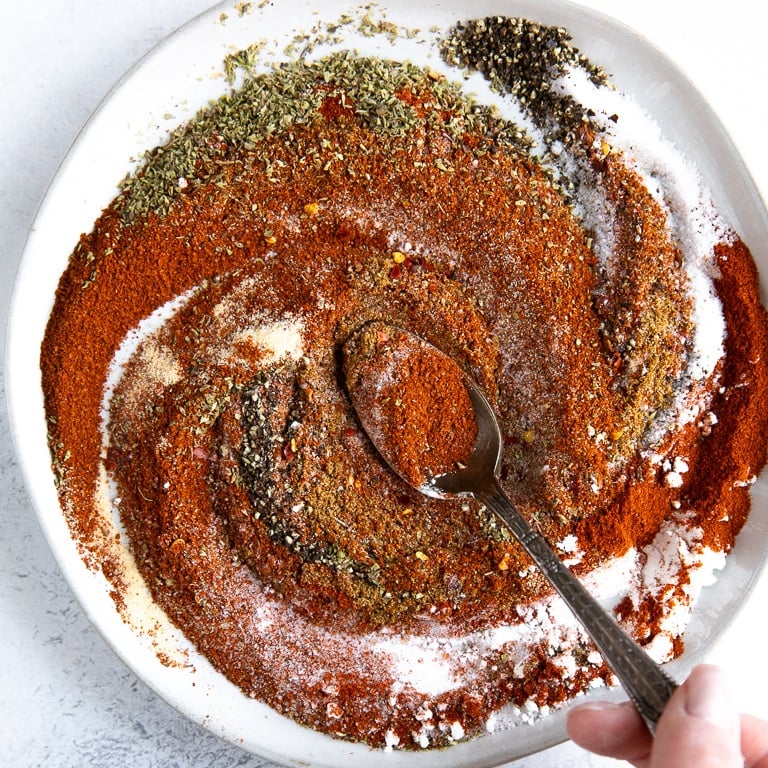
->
left=685, top=665, right=736, bottom=727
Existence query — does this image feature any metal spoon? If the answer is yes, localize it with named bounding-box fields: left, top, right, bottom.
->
left=343, top=323, right=678, bottom=734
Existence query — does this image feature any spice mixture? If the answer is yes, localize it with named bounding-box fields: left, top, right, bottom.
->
left=343, top=321, right=478, bottom=489
left=40, top=11, right=768, bottom=751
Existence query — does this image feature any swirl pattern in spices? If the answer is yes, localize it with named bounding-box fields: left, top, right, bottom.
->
left=42, top=33, right=768, bottom=750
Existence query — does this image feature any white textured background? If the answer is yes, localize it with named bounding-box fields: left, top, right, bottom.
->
left=2, top=1, right=767, bottom=766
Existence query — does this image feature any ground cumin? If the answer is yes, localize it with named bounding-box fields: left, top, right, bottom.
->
left=343, top=321, right=478, bottom=488
left=38, top=18, right=768, bottom=752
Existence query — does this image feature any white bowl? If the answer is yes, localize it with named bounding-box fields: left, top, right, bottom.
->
left=7, top=1, right=768, bottom=766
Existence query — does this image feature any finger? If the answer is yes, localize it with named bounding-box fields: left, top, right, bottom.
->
left=566, top=700, right=652, bottom=766
left=651, top=665, right=742, bottom=768
left=742, top=714, right=768, bottom=768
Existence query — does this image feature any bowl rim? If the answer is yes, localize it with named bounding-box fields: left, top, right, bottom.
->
left=7, top=1, right=768, bottom=766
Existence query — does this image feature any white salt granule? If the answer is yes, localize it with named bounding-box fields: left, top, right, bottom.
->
left=662, top=457, right=690, bottom=488
left=552, top=651, right=578, bottom=679
left=383, top=730, right=400, bottom=752
left=375, top=635, right=459, bottom=697
left=638, top=517, right=726, bottom=660
left=558, top=534, right=584, bottom=566
left=665, top=472, right=683, bottom=488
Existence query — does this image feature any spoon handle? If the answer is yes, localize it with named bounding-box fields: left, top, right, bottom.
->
left=480, top=480, right=678, bottom=734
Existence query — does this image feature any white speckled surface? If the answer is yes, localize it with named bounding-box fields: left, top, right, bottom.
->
left=2, top=2, right=767, bottom=766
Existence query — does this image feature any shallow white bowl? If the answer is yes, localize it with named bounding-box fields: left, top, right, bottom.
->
left=7, top=1, right=768, bottom=766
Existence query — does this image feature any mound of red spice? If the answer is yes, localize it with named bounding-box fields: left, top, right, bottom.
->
left=344, top=321, right=479, bottom=488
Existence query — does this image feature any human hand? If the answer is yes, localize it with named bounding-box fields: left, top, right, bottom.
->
left=566, top=665, right=768, bottom=767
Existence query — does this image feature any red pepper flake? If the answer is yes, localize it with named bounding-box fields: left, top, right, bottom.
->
left=282, top=438, right=297, bottom=461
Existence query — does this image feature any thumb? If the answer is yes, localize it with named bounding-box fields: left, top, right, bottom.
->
left=652, top=665, right=742, bottom=768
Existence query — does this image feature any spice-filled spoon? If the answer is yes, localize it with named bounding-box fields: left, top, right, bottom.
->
left=342, top=321, right=678, bottom=735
